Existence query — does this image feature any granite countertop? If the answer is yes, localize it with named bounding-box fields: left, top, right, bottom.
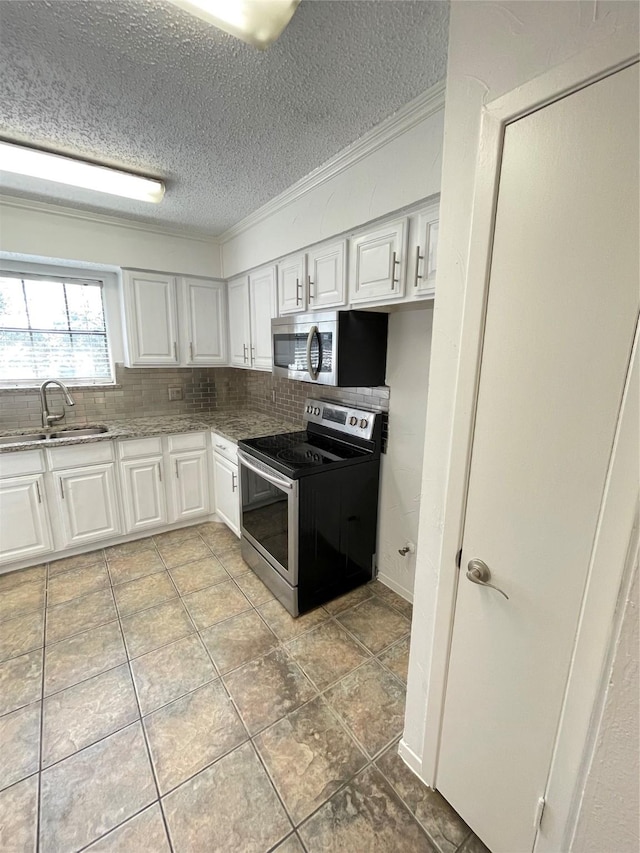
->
left=0, top=411, right=300, bottom=453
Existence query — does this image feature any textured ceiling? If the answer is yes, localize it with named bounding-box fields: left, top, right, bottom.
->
left=0, top=0, right=449, bottom=236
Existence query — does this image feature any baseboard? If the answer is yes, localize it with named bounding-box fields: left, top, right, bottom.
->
left=376, top=571, right=414, bottom=603
left=398, top=738, right=426, bottom=781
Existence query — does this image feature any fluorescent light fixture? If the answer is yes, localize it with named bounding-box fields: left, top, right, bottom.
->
left=168, top=0, right=300, bottom=49
left=0, top=141, right=165, bottom=203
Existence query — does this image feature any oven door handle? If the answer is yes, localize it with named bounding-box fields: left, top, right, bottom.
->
left=237, top=450, right=294, bottom=490
left=306, top=325, right=321, bottom=381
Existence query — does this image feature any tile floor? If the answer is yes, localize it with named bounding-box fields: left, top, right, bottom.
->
left=0, top=523, right=489, bottom=853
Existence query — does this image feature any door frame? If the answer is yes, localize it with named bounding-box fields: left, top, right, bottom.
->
left=402, top=31, right=639, bottom=853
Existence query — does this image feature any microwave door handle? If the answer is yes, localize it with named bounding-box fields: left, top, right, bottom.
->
left=306, top=325, right=320, bottom=380
left=237, top=450, right=294, bottom=490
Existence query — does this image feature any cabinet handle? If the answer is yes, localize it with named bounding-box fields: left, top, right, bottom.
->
left=35, top=481, right=41, bottom=504
left=173, top=341, right=178, bottom=361
left=243, top=343, right=249, bottom=363
left=391, top=251, right=400, bottom=290
left=189, top=341, right=194, bottom=361
left=59, top=479, right=65, bottom=499
left=414, top=245, right=424, bottom=286
left=296, top=278, right=302, bottom=305
left=175, top=460, right=179, bottom=478
left=216, top=443, right=226, bottom=450
left=231, top=472, right=237, bottom=492
left=250, top=345, right=255, bottom=364
left=158, top=465, right=162, bottom=483
left=308, top=274, right=314, bottom=301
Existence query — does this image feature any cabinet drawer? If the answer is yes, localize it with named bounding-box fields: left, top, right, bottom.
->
left=119, top=437, right=163, bottom=459
left=167, top=432, right=207, bottom=452
left=0, top=450, right=45, bottom=478
left=211, top=432, right=237, bottom=464
left=47, top=441, right=114, bottom=470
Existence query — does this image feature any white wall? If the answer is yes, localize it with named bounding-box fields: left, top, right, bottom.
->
left=377, top=305, right=433, bottom=599
left=403, top=0, right=639, bottom=792
left=0, top=195, right=221, bottom=278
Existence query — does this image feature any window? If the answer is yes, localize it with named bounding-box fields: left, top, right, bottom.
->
left=0, top=274, right=113, bottom=386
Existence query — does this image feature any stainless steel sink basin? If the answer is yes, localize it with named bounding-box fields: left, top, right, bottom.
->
left=49, top=426, right=109, bottom=438
left=0, top=433, right=47, bottom=445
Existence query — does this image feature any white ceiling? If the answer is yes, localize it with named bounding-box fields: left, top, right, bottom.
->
left=0, top=0, right=449, bottom=236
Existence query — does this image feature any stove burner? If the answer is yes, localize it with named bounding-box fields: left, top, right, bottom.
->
left=277, top=447, right=325, bottom=465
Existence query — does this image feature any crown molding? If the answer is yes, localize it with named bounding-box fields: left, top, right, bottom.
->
left=0, top=193, right=219, bottom=245
left=220, top=79, right=446, bottom=244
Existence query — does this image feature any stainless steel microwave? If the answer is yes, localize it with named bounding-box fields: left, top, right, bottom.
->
left=271, top=310, right=388, bottom=387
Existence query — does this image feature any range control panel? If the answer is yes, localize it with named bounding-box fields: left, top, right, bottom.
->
left=303, top=398, right=377, bottom=441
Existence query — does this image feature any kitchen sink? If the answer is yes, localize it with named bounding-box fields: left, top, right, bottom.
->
left=0, top=433, right=47, bottom=445
left=49, top=426, right=109, bottom=438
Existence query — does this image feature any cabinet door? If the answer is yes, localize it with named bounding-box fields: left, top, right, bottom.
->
left=349, top=219, right=407, bottom=303
left=0, top=474, right=52, bottom=565
left=277, top=254, right=306, bottom=314
left=120, top=457, right=167, bottom=533
left=228, top=276, right=251, bottom=368
left=213, top=454, right=240, bottom=536
left=181, top=278, right=228, bottom=365
left=408, top=203, right=439, bottom=298
left=169, top=450, right=210, bottom=523
left=249, top=266, right=277, bottom=370
left=123, top=271, right=179, bottom=365
left=54, top=464, right=122, bottom=548
left=307, top=240, right=347, bottom=309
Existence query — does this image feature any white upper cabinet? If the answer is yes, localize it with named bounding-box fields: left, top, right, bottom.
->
left=307, top=239, right=347, bottom=310
left=123, top=271, right=180, bottom=366
left=277, top=253, right=307, bottom=314
left=407, top=200, right=439, bottom=299
left=180, top=278, right=227, bottom=365
left=348, top=218, right=407, bottom=304
left=249, top=266, right=277, bottom=370
left=228, top=275, right=252, bottom=368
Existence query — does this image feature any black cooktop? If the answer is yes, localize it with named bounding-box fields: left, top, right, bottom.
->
left=238, top=430, right=373, bottom=478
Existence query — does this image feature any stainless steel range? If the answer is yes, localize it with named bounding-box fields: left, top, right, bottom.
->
left=237, top=398, right=382, bottom=615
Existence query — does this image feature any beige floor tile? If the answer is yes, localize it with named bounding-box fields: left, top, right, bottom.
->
left=235, top=570, right=275, bottom=606
left=224, top=647, right=317, bottom=735
left=375, top=741, right=470, bottom=853
left=144, top=680, right=247, bottom=793
left=337, top=596, right=410, bottom=654
left=0, top=564, right=46, bottom=592
left=0, top=649, right=42, bottom=715
left=0, top=703, right=40, bottom=791
left=157, top=537, right=211, bottom=568
left=107, top=548, right=164, bottom=585
left=39, top=722, right=156, bottom=853
left=47, top=563, right=110, bottom=607
left=153, top=526, right=201, bottom=548
left=163, top=741, right=291, bottom=851
left=112, top=570, right=177, bottom=617
left=42, top=665, right=139, bottom=768
left=104, top=538, right=154, bottom=560
left=121, top=599, right=194, bottom=659
left=273, top=835, right=306, bottom=853
left=324, top=660, right=406, bottom=756
left=0, top=610, right=44, bottom=663
left=285, top=621, right=371, bottom=690
left=0, top=579, right=45, bottom=621
left=256, top=696, right=367, bottom=824
left=458, top=832, right=492, bottom=853
left=323, top=584, right=374, bottom=615
left=46, top=588, right=117, bottom=645
left=299, top=766, right=435, bottom=852
left=182, top=580, right=251, bottom=630
left=370, top=580, right=413, bottom=619
left=44, top=621, right=126, bottom=696
left=0, top=774, right=39, bottom=852
left=196, top=522, right=239, bottom=554
left=258, top=599, right=328, bottom=643
left=85, top=803, right=171, bottom=852
left=168, top=555, right=228, bottom=595
left=48, top=550, right=105, bottom=577
left=214, top=545, right=251, bottom=576
left=131, top=634, right=217, bottom=715
left=200, top=609, right=278, bottom=675
left=379, top=636, right=410, bottom=684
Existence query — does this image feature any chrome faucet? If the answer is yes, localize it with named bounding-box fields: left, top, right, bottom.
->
left=40, top=380, right=75, bottom=429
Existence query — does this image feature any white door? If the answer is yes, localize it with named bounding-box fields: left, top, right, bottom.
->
left=228, top=276, right=251, bottom=368
left=213, top=453, right=240, bottom=536
left=249, top=266, right=277, bottom=370
left=123, top=271, right=179, bottom=365
left=437, top=64, right=639, bottom=853
left=120, top=457, right=167, bottom=533
left=55, top=463, right=122, bottom=547
left=349, top=219, right=406, bottom=303
left=0, top=474, right=52, bottom=564
left=307, top=240, right=347, bottom=309
left=181, top=278, right=227, bottom=365
left=169, top=450, right=210, bottom=522
left=277, top=254, right=306, bottom=314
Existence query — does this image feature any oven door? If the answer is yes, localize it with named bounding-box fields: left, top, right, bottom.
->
left=271, top=314, right=337, bottom=385
left=237, top=450, right=299, bottom=585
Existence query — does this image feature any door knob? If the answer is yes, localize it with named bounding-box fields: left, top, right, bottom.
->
left=466, top=559, right=509, bottom=600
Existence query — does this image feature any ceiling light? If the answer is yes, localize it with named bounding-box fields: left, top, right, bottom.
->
left=0, top=141, right=165, bottom=203
left=168, top=0, right=300, bottom=49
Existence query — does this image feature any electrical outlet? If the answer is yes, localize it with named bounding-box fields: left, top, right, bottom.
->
left=168, top=386, right=183, bottom=401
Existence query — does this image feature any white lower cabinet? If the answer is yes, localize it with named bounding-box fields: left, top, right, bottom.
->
left=212, top=453, right=240, bottom=535
left=168, top=450, right=210, bottom=523
left=120, top=457, right=167, bottom=533
left=53, top=463, right=122, bottom=548
left=0, top=474, right=52, bottom=565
